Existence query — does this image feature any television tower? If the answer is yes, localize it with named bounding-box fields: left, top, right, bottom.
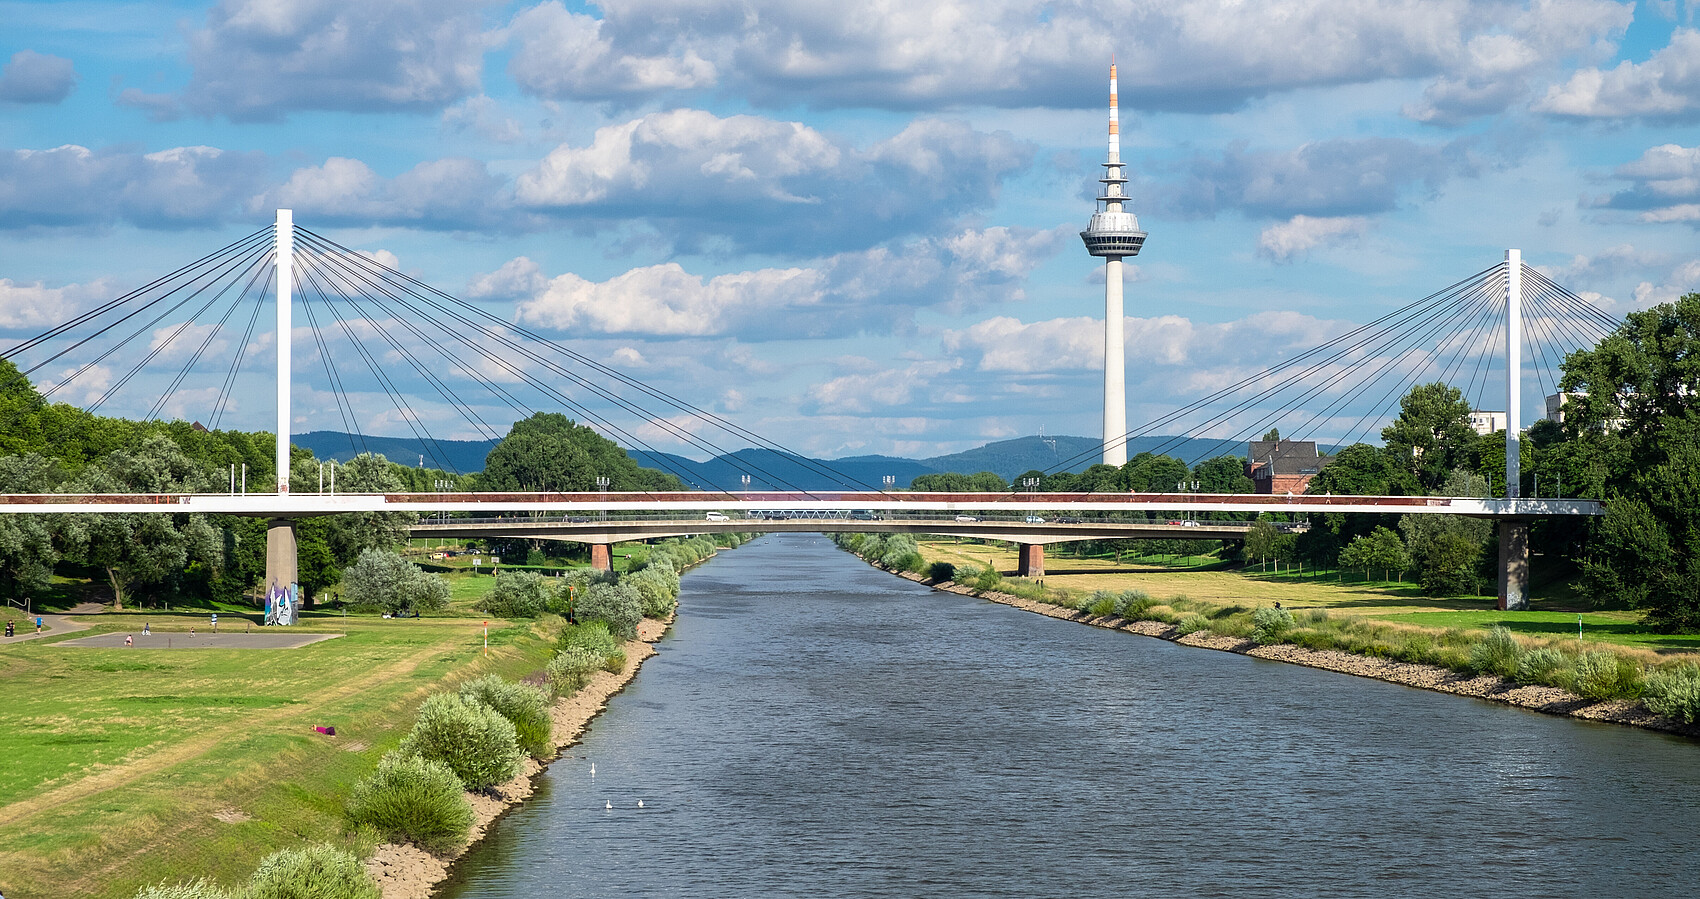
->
left=1079, top=62, right=1147, bottom=467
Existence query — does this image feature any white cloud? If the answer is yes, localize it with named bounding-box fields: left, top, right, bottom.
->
left=1161, top=137, right=1475, bottom=221
left=805, top=359, right=961, bottom=414
left=184, top=0, right=498, bottom=120
left=0, top=144, right=268, bottom=230
left=441, top=96, right=523, bottom=143
left=499, top=224, right=1063, bottom=339
left=513, top=108, right=1029, bottom=252
left=1257, top=215, right=1370, bottom=262
left=1593, top=143, right=1700, bottom=227
left=0, top=50, right=77, bottom=104
left=1535, top=28, right=1700, bottom=120
left=259, top=156, right=515, bottom=230
left=506, top=1, right=717, bottom=100
left=0, top=277, right=118, bottom=329
left=944, top=310, right=1344, bottom=375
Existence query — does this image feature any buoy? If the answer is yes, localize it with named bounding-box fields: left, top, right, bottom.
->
left=605, top=800, right=612, bottom=810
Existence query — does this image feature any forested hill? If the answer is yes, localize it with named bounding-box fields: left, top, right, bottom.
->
left=294, top=432, right=500, bottom=474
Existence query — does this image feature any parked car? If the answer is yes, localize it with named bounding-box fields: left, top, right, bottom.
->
left=954, top=514, right=979, bottom=522
left=706, top=512, right=730, bottom=521
left=1024, top=515, right=1045, bottom=523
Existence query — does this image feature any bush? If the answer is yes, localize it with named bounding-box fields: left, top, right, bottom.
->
left=244, top=845, right=379, bottom=899
left=459, top=675, right=553, bottom=759
left=1645, top=665, right=1700, bottom=724
left=1116, top=590, right=1155, bottom=618
left=1469, top=627, right=1524, bottom=678
left=963, top=564, right=1003, bottom=591
left=134, top=881, right=233, bottom=899
left=345, top=752, right=473, bottom=854
left=1085, top=591, right=1119, bottom=617
left=342, top=549, right=450, bottom=615
left=1251, top=606, right=1295, bottom=644
left=624, top=564, right=680, bottom=619
left=548, top=647, right=604, bottom=696
left=399, top=693, right=522, bottom=791
left=575, top=581, right=643, bottom=639
left=928, top=561, right=956, bottom=583
left=1515, top=647, right=1571, bottom=686
left=476, top=570, right=552, bottom=618
left=1571, top=651, right=1644, bottom=701
left=1175, top=613, right=1210, bottom=635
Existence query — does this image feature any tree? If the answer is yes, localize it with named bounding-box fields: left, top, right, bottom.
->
left=342, top=549, right=449, bottom=615
left=1120, top=453, right=1189, bottom=492
left=1381, top=382, right=1480, bottom=492
left=478, top=412, right=683, bottom=492
left=1243, top=520, right=1280, bottom=570
left=71, top=435, right=222, bottom=609
left=0, top=454, right=66, bottom=604
left=910, top=471, right=1008, bottom=491
left=1338, top=526, right=1409, bottom=582
left=1399, top=471, right=1492, bottom=596
left=1561, top=293, right=1700, bottom=629
left=1193, top=455, right=1255, bottom=494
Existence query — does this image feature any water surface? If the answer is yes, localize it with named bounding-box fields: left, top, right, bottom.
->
left=442, top=533, right=1700, bottom=898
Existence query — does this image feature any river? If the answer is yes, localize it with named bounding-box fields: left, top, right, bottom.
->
left=441, top=533, right=1700, bottom=898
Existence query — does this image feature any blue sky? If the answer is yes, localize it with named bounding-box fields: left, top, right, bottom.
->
left=2, top=0, right=1698, bottom=462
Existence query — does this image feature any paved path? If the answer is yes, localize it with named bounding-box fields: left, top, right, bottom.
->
left=58, top=631, right=344, bottom=649
left=0, top=602, right=103, bottom=645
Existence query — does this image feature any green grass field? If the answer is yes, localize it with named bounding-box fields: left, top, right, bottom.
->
left=0, top=570, right=571, bottom=899
left=918, top=538, right=1700, bottom=658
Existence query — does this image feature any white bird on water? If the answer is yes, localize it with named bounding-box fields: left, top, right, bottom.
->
left=590, top=762, right=596, bottom=777
left=637, top=800, right=644, bottom=808
left=605, top=800, right=612, bottom=810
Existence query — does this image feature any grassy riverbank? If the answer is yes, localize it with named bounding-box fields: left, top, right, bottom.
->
left=0, top=588, right=553, bottom=897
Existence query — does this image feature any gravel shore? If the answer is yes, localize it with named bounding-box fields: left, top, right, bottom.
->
left=888, top=568, right=1695, bottom=738
left=365, top=615, right=671, bottom=899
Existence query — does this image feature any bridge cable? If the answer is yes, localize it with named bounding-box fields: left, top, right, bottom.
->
left=146, top=248, right=278, bottom=423
left=210, top=262, right=274, bottom=433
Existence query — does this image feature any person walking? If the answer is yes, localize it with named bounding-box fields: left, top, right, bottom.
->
left=35, top=616, right=42, bottom=635
left=124, top=635, right=133, bottom=647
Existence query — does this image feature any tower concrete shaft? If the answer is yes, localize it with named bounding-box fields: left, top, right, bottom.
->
left=1080, top=63, right=1146, bottom=467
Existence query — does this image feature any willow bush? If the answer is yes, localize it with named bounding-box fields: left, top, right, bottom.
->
left=398, top=693, right=522, bottom=791
left=344, top=752, right=473, bottom=854
left=244, top=845, right=379, bottom=899
left=459, top=675, right=554, bottom=759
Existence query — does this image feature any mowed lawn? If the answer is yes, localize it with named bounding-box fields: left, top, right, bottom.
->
left=0, top=580, right=560, bottom=898
left=919, top=539, right=1700, bottom=657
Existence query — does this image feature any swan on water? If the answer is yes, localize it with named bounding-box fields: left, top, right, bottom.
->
left=637, top=800, right=644, bottom=808
left=605, top=800, right=612, bottom=810
left=590, top=762, right=596, bottom=777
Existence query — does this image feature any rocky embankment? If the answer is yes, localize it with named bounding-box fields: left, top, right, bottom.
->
left=883, top=568, right=1696, bottom=739
left=366, top=616, right=670, bottom=899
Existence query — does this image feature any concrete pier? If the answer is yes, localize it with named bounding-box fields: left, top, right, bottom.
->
left=1016, top=543, right=1046, bottom=578
left=1497, top=520, right=1529, bottom=611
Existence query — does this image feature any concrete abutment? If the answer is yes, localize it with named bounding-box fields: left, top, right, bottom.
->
left=1497, top=519, right=1530, bottom=611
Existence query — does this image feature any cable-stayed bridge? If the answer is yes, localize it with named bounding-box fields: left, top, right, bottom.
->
left=0, top=213, right=1609, bottom=613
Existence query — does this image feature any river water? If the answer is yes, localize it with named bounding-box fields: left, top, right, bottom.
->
left=441, top=533, right=1700, bottom=898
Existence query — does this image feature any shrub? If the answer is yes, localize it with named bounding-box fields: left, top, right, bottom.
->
left=575, top=582, right=643, bottom=639
left=476, top=570, right=552, bottom=618
left=878, top=534, right=925, bottom=572
left=928, top=561, right=956, bottom=583
left=558, top=620, right=621, bottom=658
left=244, top=845, right=379, bottom=899
left=345, top=752, right=473, bottom=854
left=1645, top=665, right=1700, bottom=724
left=1305, top=609, right=1330, bottom=625
left=1251, top=606, right=1295, bottom=644
left=1116, top=590, right=1155, bottom=618
left=459, top=675, right=553, bottom=759
left=1175, top=613, right=1210, bottom=635
left=342, top=549, right=450, bottom=615
left=1571, top=651, right=1644, bottom=701
left=1469, top=627, right=1524, bottom=678
left=963, top=564, right=1003, bottom=591
left=1084, top=591, right=1119, bottom=617
left=548, top=646, right=604, bottom=696
left=398, top=693, right=522, bottom=790
left=134, top=880, right=233, bottom=899
left=624, top=564, right=680, bottom=619
left=1515, top=647, right=1571, bottom=686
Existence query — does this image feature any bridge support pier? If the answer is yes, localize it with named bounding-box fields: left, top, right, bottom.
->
left=265, top=518, right=301, bottom=624
left=1497, top=519, right=1529, bottom=611
left=1016, top=543, right=1045, bottom=578
left=590, top=543, right=612, bottom=572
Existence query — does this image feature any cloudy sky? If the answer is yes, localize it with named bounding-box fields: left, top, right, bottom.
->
left=2, top=0, right=1698, bottom=462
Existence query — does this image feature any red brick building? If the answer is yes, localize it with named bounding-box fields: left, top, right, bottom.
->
left=1245, top=439, right=1333, bottom=495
